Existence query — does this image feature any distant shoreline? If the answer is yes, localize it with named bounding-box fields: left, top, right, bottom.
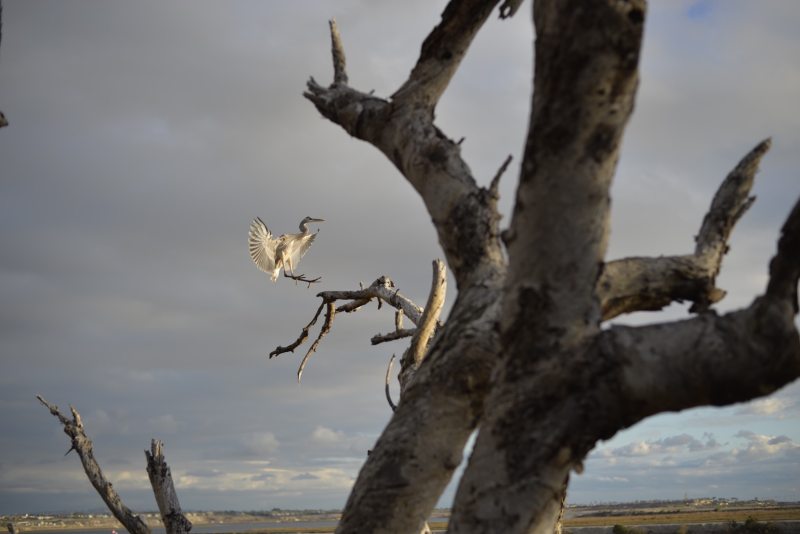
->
left=6, top=503, right=800, bottom=533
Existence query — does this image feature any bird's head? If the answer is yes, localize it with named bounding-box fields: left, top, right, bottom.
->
left=299, top=216, right=325, bottom=233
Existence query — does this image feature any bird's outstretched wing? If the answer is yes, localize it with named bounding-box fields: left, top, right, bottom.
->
left=297, top=232, right=317, bottom=260
left=249, top=218, right=280, bottom=279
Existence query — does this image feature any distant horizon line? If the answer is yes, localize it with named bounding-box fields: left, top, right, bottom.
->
left=3, top=496, right=799, bottom=517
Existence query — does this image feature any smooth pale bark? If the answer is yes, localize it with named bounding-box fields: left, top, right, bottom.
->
left=449, top=1, right=646, bottom=531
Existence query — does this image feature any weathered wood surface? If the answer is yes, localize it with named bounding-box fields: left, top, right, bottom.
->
left=298, top=2, right=800, bottom=533
left=37, top=396, right=151, bottom=534
left=146, top=440, right=192, bottom=534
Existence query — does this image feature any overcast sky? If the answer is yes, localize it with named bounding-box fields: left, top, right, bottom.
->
left=1, top=0, right=798, bottom=515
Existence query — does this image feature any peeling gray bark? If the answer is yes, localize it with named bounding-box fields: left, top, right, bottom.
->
left=297, top=1, right=800, bottom=533
left=7, top=523, right=18, bottom=534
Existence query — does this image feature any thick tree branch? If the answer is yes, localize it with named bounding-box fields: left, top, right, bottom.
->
left=392, top=0, right=500, bottom=108
left=37, top=396, right=151, bottom=534
left=766, top=196, right=800, bottom=312
left=304, top=11, right=505, bottom=290
left=604, top=194, right=797, bottom=417
left=449, top=1, right=647, bottom=531
left=599, top=140, right=770, bottom=319
left=337, top=284, right=501, bottom=534
left=145, top=440, right=192, bottom=534
left=598, top=255, right=724, bottom=319
left=604, top=297, right=800, bottom=422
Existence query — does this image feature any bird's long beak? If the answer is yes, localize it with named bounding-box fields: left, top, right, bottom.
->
left=310, top=218, right=325, bottom=222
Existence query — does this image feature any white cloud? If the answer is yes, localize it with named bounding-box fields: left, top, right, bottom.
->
left=735, top=397, right=793, bottom=417
left=241, top=432, right=280, bottom=457
left=607, top=433, right=721, bottom=458
left=311, top=426, right=344, bottom=445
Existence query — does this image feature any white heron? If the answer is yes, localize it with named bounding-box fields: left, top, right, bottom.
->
left=248, top=216, right=325, bottom=282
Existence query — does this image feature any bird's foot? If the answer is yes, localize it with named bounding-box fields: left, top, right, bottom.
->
left=284, top=271, right=322, bottom=287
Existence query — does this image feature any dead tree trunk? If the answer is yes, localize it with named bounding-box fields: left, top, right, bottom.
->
left=37, top=396, right=151, bottom=534
left=298, top=1, right=800, bottom=533
left=39, top=398, right=191, bottom=534
left=146, top=440, right=192, bottom=534
left=6, top=523, right=18, bottom=534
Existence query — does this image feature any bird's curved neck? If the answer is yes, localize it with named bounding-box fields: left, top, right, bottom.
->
left=298, top=221, right=310, bottom=234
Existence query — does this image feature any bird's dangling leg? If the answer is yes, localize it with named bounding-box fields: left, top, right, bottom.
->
left=283, top=270, right=322, bottom=287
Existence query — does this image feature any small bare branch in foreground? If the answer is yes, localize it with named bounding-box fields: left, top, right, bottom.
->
left=271, top=274, right=434, bottom=381
left=37, top=395, right=150, bottom=534
left=297, top=301, right=336, bottom=382
left=385, top=354, right=397, bottom=412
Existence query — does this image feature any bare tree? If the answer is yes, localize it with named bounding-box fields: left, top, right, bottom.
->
left=286, top=1, right=800, bottom=533
left=36, top=2, right=800, bottom=533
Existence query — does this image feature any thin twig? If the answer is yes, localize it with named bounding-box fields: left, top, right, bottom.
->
left=270, top=302, right=325, bottom=358
left=297, top=301, right=336, bottom=382
left=371, top=328, right=416, bottom=345
left=385, top=355, right=397, bottom=412
left=489, top=154, right=512, bottom=198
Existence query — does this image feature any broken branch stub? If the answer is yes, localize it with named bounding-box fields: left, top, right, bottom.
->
left=145, top=440, right=192, bottom=534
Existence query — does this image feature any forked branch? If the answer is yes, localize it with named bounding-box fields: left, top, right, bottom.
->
left=271, top=274, right=440, bottom=382
left=606, top=194, right=800, bottom=421
left=37, top=396, right=151, bottom=534
left=598, top=139, right=771, bottom=319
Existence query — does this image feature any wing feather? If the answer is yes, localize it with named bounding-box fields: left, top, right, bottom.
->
left=249, top=218, right=280, bottom=279
left=285, top=232, right=317, bottom=266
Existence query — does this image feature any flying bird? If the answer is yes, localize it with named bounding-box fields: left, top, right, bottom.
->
left=249, top=216, right=325, bottom=282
